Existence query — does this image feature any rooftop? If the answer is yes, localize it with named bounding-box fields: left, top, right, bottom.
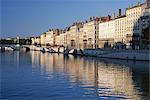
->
left=126, top=2, right=145, bottom=10
left=115, top=15, right=126, bottom=19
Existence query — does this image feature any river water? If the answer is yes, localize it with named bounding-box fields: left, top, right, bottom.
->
left=1, top=51, right=149, bottom=100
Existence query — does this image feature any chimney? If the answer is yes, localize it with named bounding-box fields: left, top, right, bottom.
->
left=107, top=15, right=111, bottom=21
left=119, top=9, right=121, bottom=16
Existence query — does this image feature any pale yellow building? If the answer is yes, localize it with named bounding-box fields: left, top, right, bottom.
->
left=57, top=23, right=84, bottom=49
left=35, top=37, right=40, bottom=45
left=31, top=37, right=41, bottom=45
left=55, top=35, right=61, bottom=46
left=54, top=18, right=99, bottom=49
left=40, top=33, right=46, bottom=46
left=115, top=15, right=126, bottom=43
left=40, top=29, right=60, bottom=46
left=45, top=31, right=54, bottom=46
left=82, top=21, right=95, bottom=48
left=81, top=18, right=99, bottom=49
left=60, top=33, right=66, bottom=46
left=61, top=19, right=99, bottom=49
left=66, top=25, right=78, bottom=48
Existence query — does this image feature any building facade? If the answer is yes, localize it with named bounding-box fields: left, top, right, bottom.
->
left=31, top=37, right=41, bottom=45
left=115, top=16, right=126, bottom=43
left=98, top=2, right=149, bottom=49
left=45, top=31, right=54, bottom=46
left=125, top=3, right=147, bottom=49
left=55, top=35, right=61, bottom=46
left=80, top=18, right=99, bottom=49
left=40, top=33, right=46, bottom=46
left=99, top=20, right=115, bottom=48
left=31, top=1, right=149, bottom=50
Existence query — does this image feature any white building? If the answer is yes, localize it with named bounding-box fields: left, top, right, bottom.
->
left=125, top=3, right=147, bottom=49
left=98, top=2, right=149, bottom=49
left=99, top=20, right=115, bottom=48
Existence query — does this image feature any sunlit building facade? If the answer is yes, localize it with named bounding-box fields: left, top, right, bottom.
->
left=125, top=2, right=148, bottom=49
left=115, top=16, right=126, bottom=43
left=31, top=37, right=40, bottom=45
left=55, top=35, right=61, bottom=46
left=82, top=20, right=97, bottom=49
left=98, top=1, right=149, bottom=49
left=99, top=20, right=115, bottom=48
left=40, top=33, right=46, bottom=46
left=31, top=1, right=149, bottom=49
left=45, top=31, right=54, bottom=46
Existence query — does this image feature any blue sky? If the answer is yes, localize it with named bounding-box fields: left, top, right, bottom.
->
left=1, top=0, right=144, bottom=38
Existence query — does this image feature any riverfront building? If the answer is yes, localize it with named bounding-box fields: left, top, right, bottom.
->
left=45, top=31, right=54, bottom=46
left=125, top=3, right=147, bottom=49
left=31, top=37, right=40, bottom=45
left=81, top=18, right=99, bottom=49
left=65, top=23, right=81, bottom=48
left=115, top=15, right=126, bottom=44
left=38, top=29, right=60, bottom=46
left=98, top=1, right=150, bottom=49
left=99, top=19, right=115, bottom=48
left=56, top=18, right=100, bottom=49
left=40, top=33, right=46, bottom=46
left=31, top=0, right=149, bottom=49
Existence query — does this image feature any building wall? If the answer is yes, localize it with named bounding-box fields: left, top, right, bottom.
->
left=53, top=21, right=98, bottom=49
left=31, top=38, right=35, bottom=45
left=45, top=31, right=54, bottom=46
left=142, top=7, right=150, bottom=29
left=126, top=5, right=143, bottom=48
left=125, top=3, right=148, bottom=49
left=82, top=21, right=97, bottom=49
left=35, top=37, right=40, bottom=45
left=68, top=25, right=78, bottom=48
left=97, top=3, right=147, bottom=49
left=115, top=16, right=126, bottom=43
left=35, top=2, right=148, bottom=49
left=99, top=20, right=115, bottom=48
left=77, top=28, right=84, bottom=49
left=59, top=33, right=67, bottom=47
left=55, top=35, right=60, bottom=46
left=126, top=6, right=142, bottom=34
left=40, top=33, right=46, bottom=46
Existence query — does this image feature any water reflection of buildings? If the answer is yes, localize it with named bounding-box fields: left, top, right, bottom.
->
left=31, top=52, right=146, bottom=99
left=97, top=64, right=140, bottom=99
left=31, top=52, right=55, bottom=77
left=64, top=57, right=141, bottom=99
